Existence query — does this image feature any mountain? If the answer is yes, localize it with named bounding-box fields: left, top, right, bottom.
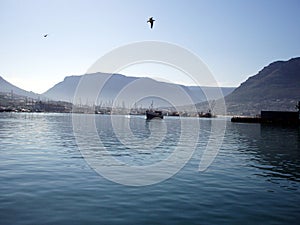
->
left=0, top=76, right=41, bottom=99
left=225, top=57, right=300, bottom=115
left=43, top=73, right=235, bottom=107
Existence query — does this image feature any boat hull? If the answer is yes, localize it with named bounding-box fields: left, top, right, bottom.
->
left=146, top=110, right=163, bottom=120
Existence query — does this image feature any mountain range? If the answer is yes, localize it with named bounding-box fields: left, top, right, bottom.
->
left=1, top=57, right=299, bottom=115
left=42, top=73, right=234, bottom=107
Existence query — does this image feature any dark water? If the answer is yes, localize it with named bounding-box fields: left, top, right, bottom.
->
left=0, top=113, right=299, bottom=224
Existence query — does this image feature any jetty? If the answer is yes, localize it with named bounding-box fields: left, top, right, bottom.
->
left=232, top=111, right=300, bottom=125
left=232, top=102, right=300, bottom=125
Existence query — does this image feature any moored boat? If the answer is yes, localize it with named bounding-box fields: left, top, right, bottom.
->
left=146, top=110, right=163, bottom=120
left=198, top=110, right=216, bottom=118
left=146, top=101, right=163, bottom=120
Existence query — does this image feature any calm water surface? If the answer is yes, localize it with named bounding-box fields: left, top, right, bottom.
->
left=0, top=113, right=299, bottom=224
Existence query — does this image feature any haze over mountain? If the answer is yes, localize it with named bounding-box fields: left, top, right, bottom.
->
left=225, top=57, right=300, bottom=115
left=2, top=57, right=298, bottom=115
left=0, top=76, right=41, bottom=99
left=43, top=73, right=235, bottom=107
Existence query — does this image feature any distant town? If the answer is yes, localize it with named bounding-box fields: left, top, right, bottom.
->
left=0, top=91, right=207, bottom=117
left=0, top=91, right=72, bottom=113
left=1, top=57, right=300, bottom=116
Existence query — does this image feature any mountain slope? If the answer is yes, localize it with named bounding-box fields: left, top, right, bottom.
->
left=0, top=76, right=40, bottom=99
left=225, top=57, right=300, bottom=115
left=43, top=73, right=235, bottom=107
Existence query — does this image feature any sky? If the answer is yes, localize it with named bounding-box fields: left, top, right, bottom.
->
left=0, top=0, right=299, bottom=94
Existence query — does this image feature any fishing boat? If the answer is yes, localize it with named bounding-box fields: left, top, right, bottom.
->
left=146, top=101, right=163, bottom=120
left=199, top=101, right=216, bottom=118
left=146, top=110, right=163, bottom=120
left=198, top=110, right=215, bottom=118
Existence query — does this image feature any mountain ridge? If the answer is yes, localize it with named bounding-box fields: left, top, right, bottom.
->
left=225, top=57, right=300, bottom=115
left=0, top=76, right=41, bottom=99
left=43, top=72, right=235, bottom=106
left=3, top=56, right=298, bottom=115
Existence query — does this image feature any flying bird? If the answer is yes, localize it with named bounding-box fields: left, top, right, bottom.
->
left=147, top=17, right=155, bottom=29
left=43, top=34, right=48, bottom=38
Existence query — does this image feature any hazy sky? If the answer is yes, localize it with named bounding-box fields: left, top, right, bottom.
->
left=1, top=0, right=299, bottom=93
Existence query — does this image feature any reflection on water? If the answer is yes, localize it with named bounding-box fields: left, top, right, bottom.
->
left=258, top=125, right=300, bottom=182
left=0, top=113, right=299, bottom=224
left=228, top=122, right=300, bottom=187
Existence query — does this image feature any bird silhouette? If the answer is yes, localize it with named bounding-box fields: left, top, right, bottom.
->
left=147, top=17, right=155, bottom=29
left=43, top=34, right=48, bottom=38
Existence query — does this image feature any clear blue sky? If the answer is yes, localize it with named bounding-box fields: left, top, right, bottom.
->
left=1, top=0, right=299, bottom=93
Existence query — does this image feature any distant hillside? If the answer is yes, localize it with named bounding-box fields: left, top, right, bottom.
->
left=43, top=73, right=235, bottom=107
left=0, top=76, right=41, bottom=99
left=225, top=57, right=300, bottom=115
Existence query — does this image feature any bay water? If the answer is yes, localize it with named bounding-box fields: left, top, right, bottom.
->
left=0, top=113, right=299, bottom=224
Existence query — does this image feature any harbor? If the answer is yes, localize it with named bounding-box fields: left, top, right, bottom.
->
left=231, top=102, right=300, bottom=125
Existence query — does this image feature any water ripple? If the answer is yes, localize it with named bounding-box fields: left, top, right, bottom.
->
left=0, top=113, right=300, bottom=224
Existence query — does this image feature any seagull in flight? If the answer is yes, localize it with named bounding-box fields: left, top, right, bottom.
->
left=147, top=17, right=155, bottom=29
left=43, top=34, right=48, bottom=38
